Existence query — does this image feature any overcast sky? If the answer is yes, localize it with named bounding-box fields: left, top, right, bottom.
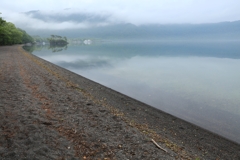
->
left=1, top=0, right=240, bottom=30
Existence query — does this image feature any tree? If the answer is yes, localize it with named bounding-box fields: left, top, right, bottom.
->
left=0, top=13, right=7, bottom=44
left=18, top=28, right=34, bottom=43
left=0, top=13, right=6, bottom=25
left=47, top=34, right=68, bottom=47
left=0, top=13, right=33, bottom=45
left=0, top=22, right=22, bottom=44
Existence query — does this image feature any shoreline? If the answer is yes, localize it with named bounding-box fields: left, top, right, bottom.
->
left=0, top=45, right=240, bottom=159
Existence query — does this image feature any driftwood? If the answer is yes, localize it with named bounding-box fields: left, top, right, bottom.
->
left=151, top=139, right=168, bottom=153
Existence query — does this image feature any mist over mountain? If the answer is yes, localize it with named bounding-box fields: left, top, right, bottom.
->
left=23, top=10, right=240, bottom=40
left=25, top=10, right=112, bottom=24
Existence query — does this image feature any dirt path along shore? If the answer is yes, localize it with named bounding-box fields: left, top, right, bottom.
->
left=0, top=45, right=240, bottom=160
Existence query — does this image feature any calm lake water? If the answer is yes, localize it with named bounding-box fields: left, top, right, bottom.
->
left=28, top=40, right=240, bottom=144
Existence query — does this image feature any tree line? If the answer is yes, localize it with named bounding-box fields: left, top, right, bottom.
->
left=0, top=13, right=34, bottom=45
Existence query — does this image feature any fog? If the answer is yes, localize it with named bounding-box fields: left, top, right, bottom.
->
left=1, top=0, right=240, bottom=31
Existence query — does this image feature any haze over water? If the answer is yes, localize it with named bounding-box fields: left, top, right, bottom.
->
left=29, top=39, right=240, bottom=144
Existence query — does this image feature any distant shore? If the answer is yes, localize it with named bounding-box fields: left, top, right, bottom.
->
left=0, top=45, right=239, bottom=159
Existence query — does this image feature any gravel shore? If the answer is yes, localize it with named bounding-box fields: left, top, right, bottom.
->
left=0, top=45, right=240, bottom=160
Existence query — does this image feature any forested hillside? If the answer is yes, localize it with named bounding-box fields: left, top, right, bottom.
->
left=0, top=13, right=34, bottom=45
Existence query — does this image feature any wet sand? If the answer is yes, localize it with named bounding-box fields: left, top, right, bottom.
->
left=0, top=45, right=239, bottom=159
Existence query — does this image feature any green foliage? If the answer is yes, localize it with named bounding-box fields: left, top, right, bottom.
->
left=18, top=28, right=34, bottom=44
left=47, top=34, right=68, bottom=47
left=0, top=13, right=6, bottom=25
left=0, top=13, right=34, bottom=45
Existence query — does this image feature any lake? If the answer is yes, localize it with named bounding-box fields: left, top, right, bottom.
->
left=26, top=39, right=240, bottom=144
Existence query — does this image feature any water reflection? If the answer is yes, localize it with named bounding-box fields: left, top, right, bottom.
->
left=23, top=44, right=48, bottom=53
left=48, top=45, right=68, bottom=53
left=24, top=43, right=68, bottom=53
left=31, top=40, right=240, bottom=143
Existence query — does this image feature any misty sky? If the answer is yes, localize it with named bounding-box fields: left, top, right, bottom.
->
left=1, top=0, right=240, bottom=30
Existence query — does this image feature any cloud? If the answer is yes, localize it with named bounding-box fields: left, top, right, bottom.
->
left=40, top=54, right=112, bottom=69
left=24, top=10, right=114, bottom=24
left=1, top=0, right=240, bottom=30
left=4, top=10, right=115, bottom=30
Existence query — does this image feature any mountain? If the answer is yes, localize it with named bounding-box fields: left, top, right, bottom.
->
left=23, top=10, right=240, bottom=40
